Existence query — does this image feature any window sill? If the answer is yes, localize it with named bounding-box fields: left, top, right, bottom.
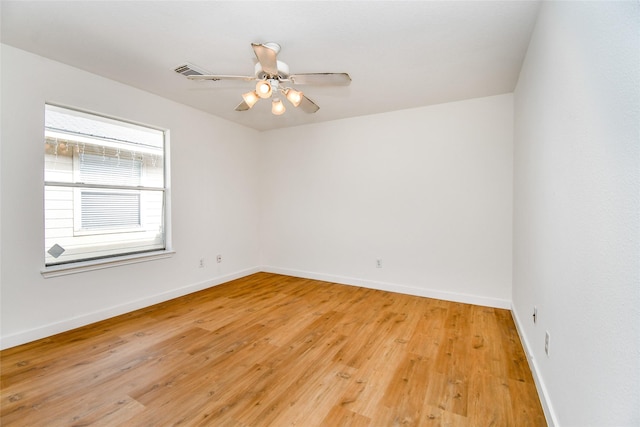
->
left=41, top=250, right=175, bottom=278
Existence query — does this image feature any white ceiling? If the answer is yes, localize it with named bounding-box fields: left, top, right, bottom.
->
left=1, top=1, right=541, bottom=132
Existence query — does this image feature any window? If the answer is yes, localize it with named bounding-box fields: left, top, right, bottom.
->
left=44, top=104, right=167, bottom=266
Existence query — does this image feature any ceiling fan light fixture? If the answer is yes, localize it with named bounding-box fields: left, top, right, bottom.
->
left=242, top=91, right=260, bottom=108
left=284, top=88, right=303, bottom=107
left=177, top=42, right=351, bottom=117
left=271, top=98, right=286, bottom=115
left=256, top=80, right=272, bottom=98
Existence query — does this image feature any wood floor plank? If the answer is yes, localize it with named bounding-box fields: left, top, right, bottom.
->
left=381, top=352, right=433, bottom=425
left=0, top=272, right=546, bottom=426
left=320, top=405, right=372, bottom=427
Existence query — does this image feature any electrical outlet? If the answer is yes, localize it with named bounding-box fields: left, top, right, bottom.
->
left=216, top=254, right=222, bottom=263
left=545, top=331, right=550, bottom=357
left=199, top=258, right=205, bottom=268
left=376, top=258, right=382, bottom=268
left=533, top=306, right=537, bottom=324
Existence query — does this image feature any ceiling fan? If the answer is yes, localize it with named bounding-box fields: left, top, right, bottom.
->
left=175, top=42, right=351, bottom=115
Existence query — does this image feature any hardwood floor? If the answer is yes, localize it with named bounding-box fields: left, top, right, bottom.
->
left=1, top=273, right=546, bottom=426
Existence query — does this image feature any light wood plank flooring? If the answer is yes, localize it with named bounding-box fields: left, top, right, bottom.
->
left=1, top=272, right=546, bottom=426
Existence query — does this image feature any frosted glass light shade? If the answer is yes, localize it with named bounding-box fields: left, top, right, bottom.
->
left=256, top=80, right=272, bottom=99
left=284, top=88, right=303, bottom=107
left=271, top=98, right=286, bottom=115
left=242, top=91, right=259, bottom=108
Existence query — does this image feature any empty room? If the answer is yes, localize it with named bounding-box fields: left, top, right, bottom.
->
left=0, top=1, right=638, bottom=426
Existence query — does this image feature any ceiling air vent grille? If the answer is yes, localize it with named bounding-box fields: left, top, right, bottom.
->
left=174, top=63, right=206, bottom=76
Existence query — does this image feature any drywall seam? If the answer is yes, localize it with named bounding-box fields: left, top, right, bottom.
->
left=0, top=266, right=260, bottom=350
left=511, top=304, right=559, bottom=427
left=262, top=265, right=511, bottom=309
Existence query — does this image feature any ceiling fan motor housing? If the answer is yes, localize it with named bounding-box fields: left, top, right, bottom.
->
left=255, top=60, right=290, bottom=80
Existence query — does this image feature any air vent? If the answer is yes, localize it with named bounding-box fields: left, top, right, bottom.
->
left=174, top=63, right=207, bottom=76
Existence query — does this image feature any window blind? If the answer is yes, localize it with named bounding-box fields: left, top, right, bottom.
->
left=79, top=153, right=141, bottom=186
left=80, top=192, right=141, bottom=229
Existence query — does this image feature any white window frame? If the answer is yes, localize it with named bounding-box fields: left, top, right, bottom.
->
left=42, top=104, right=173, bottom=277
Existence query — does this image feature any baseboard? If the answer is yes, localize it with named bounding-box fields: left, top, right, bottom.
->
left=0, top=266, right=260, bottom=350
left=510, top=305, right=559, bottom=427
left=261, top=265, right=511, bottom=309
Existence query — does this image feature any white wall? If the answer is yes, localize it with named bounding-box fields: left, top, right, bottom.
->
left=260, top=94, right=514, bottom=308
left=0, top=46, right=514, bottom=347
left=512, top=2, right=640, bottom=426
left=0, top=45, right=262, bottom=349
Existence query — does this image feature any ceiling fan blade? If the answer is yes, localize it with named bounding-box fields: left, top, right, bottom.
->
left=252, top=43, right=279, bottom=76
left=235, top=100, right=250, bottom=111
left=298, top=94, right=320, bottom=114
left=187, top=75, right=255, bottom=82
left=289, top=73, right=351, bottom=86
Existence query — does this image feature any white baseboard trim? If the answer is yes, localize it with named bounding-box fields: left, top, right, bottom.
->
left=0, top=266, right=260, bottom=350
left=261, top=266, right=511, bottom=309
left=510, top=305, right=558, bottom=427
